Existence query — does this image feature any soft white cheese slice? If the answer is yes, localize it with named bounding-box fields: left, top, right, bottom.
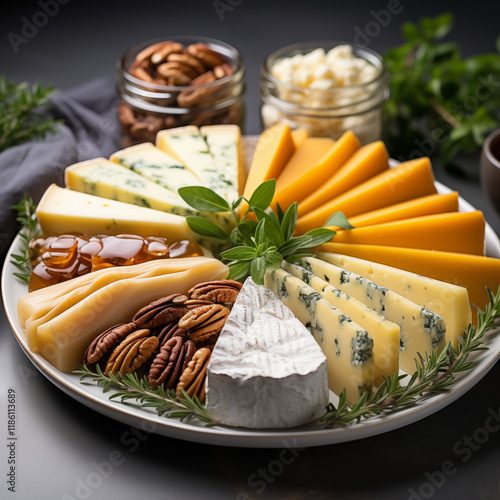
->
left=206, top=278, right=329, bottom=429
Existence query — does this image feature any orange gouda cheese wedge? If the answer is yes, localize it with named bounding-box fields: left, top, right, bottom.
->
left=316, top=242, right=500, bottom=325
left=297, top=140, right=389, bottom=217
left=295, top=157, right=437, bottom=234
left=272, top=131, right=360, bottom=213
left=330, top=192, right=459, bottom=230
left=331, top=211, right=485, bottom=255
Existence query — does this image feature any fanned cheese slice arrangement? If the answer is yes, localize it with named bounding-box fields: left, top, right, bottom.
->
left=17, top=257, right=228, bottom=372
left=156, top=125, right=238, bottom=202
left=315, top=251, right=471, bottom=349
left=264, top=267, right=375, bottom=403
left=271, top=131, right=360, bottom=212
left=206, top=278, right=328, bottom=429
left=297, top=139, right=389, bottom=217
left=282, top=261, right=400, bottom=386
left=298, top=257, right=446, bottom=373
left=295, top=157, right=437, bottom=234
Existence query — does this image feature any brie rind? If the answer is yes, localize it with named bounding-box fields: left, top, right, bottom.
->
left=206, top=278, right=328, bottom=429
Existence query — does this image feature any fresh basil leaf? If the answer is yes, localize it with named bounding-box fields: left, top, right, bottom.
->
left=178, top=186, right=230, bottom=212
left=278, top=235, right=313, bottom=257
left=185, top=216, right=230, bottom=240
left=264, top=250, right=283, bottom=271
left=232, top=195, right=244, bottom=211
left=220, top=246, right=257, bottom=261
left=229, top=226, right=245, bottom=246
left=302, top=228, right=337, bottom=248
left=250, top=256, right=266, bottom=285
left=247, top=179, right=276, bottom=211
left=323, top=211, right=355, bottom=229
left=253, top=207, right=283, bottom=247
left=276, top=203, right=285, bottom=224
left=227, top=260, right=251, bottom=281
left=254, top=219, right=267, bottom=247
left=281, top=202, right=297, bottom=241
left=236, top=219, right=258, bottom=245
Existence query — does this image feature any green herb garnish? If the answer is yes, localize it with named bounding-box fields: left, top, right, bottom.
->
left=0, top=76, right=62, bottom=152
left=178, top=180, right=354, bottom=285
left=75, top=364, right=216, bottom=425
left=321, top=286, right=500, bottom=427
left=384, top=13, right=500, bottom=170
left=10, top=194, right=39, bottom=283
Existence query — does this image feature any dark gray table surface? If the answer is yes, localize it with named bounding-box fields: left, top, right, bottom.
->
left=1, top=1, right=500, bottom=499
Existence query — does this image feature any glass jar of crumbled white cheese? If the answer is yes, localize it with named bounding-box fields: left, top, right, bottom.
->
left=260, top=41, right=389, bottom=144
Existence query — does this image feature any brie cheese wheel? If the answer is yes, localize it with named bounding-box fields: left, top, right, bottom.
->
left=206, top=278, right=328, bottom=429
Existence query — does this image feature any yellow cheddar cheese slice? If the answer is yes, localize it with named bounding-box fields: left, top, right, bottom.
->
left=317, top=242, right=500, bottom=325
left=295, top=157, right=437, bottom=234
left=271, top=130, right=360, bottom=212
left=291, top=128, right=308, bottom=148
left=297, top=140, right=389, bottom=217
left=240, top=123, right=295, bottom=214
left=329, top=192, right=459, bottom=230
left=315, top=251, right=472, bottom=349
left=331, top=211, right=486, bottom=255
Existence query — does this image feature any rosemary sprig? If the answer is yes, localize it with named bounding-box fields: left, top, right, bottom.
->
left=10, top=194, right=40, bottom=283
left=0, top=76, right=63, bottom=152
left=75, top=364, right=217, bottom=426
left=321, top=286, right=500, bottom=427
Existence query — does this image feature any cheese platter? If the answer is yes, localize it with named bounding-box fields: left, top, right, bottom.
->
left=2, top=124, right=500, bottom=448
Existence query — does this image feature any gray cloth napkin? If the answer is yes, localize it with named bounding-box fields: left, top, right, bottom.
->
left=0, top=76, right=122, bottom=259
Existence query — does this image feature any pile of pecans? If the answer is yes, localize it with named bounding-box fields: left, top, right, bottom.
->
left=82, top=279, right=242, bottom=402
left=118, top=40, right=244, bottom=146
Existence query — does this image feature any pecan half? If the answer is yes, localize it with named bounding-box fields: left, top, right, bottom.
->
left=176, top=347, right=211, bottom=402
left=153, top=322, right=188, bottom=347
left=132, top=294, right=188, bottom=329
left=178, top=303, right=230, bottom=343
left=177, top=71, right=217, bottom=108
left=187, top=43, right=225, bottom=68
left=187, top=279, right=242, bottom=305
left=149, top=41, right=184, bottom=65
left=148, top=336, right=196, bottom=390
left=83, top=322, right=137, bottom=366
left=104, top=329, right=159, bottom=375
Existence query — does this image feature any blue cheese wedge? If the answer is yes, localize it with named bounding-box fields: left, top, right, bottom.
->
left=301, top=256, right=447, bottom=373
left=264, top=268, right=375, bottom=403
left=200, top=124, right=247, bottom=195
left=64, top=157, right=234, bottom=232
left=206, top=278, right=328, bottom=429
left=282, top=261, right=400, bottom=386
left=316, top=251, right=471, bottom=350
left=109, top=142, right=203, bottom=193
left=156, top=125, right=239, bottom=202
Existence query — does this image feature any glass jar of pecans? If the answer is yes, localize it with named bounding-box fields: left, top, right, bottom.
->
left=117, top=36, right=246, bottom=147
left=260, top=41, right=389, bottom=145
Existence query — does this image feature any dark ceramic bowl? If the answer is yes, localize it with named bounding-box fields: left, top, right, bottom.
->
left=480, top=129, right=500, bottom=218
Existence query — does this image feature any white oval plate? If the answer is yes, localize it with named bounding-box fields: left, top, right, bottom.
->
left=2, top=182, right=500, bottom=448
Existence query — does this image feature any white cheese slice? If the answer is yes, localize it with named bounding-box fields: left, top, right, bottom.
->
left=156, top=125, right=238, bottom=202
left=206, top=278, right=328, bottom=429
left=301, top=256, right=447, bottom=373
